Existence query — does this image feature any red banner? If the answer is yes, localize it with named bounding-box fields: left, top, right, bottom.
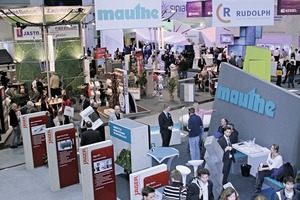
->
left=144, top=171, right=169, bottom=189
left=91, top=146, right=116, bottom=200
left=55, top=128, right=79, bottom=188
left=29, top=115, right=47, bottom=167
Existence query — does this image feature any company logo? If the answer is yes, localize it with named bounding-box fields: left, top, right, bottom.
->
left=216, top=3, right=271, bottom=23
left=216, top=3, right=231, bottom=23
left=97, top=4, right=159, bottom=21
left=134, top=176, right=141, bottom=195
left=82, top=148, right=89, bottom=164
left=15, top=29, right=40, bottom=38
left=280, top=9, right=297, bottom=13
left=16, top=28, right=23, bottom=37
left=22, top=116, right=27, bottom=128
left=217, top=86, right=276, bottom=118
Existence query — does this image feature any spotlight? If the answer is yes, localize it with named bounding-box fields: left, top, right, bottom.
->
left=77, top=8, right=84, bottom=13
left=167, top=19, right=171, bottom=22
left=16, top=22, right=27, bottom=29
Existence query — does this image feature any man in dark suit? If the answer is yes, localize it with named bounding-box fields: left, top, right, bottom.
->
left=187, top=168, right=214, bottom=200
left=80, top=121, right=101, bottom=146
left=227, top=123, right=239, bottom=144
left=218, top=126, right=235, bottom=185
left=198, top=54, right=206, bottom=72
left=158, top=104, right=174, bottom=147
left=80, top=94, right=90, bottom=111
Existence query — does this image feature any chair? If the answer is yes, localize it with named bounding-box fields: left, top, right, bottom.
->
left=188, top=160, right=204, bottom=177
left=176, top=165, right=191, bottom=186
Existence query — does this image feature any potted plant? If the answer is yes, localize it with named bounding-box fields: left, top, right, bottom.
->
left=167, top=77, right=177, bottom=101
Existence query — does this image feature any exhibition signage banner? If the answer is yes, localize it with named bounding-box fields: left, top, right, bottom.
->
left=91, top=146, right=116, bottom=199
left=80, top=106, right=103, bottom=130
left=277, top=0, right=300, bottom=15
left=80, top=141, right=116, bottom=200
left=13, top=26, right=42, bottom=41
left=162, top=0, right=187, bottom=20
left=29, top=115, right=47, bottom=167
left=129, top=164, right=168, bottom=200
left=95, top=0, right=162, bottom=30
left=48, top=24, right=80, bottom=39
left=212, top=0, right=274, bottom=27
left=55, top=128, right=79, bottom=188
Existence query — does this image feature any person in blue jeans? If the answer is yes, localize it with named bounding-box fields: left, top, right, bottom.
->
left=187, top=107, right=203, bottom=160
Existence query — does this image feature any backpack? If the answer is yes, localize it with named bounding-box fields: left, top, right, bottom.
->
left=273, top=162, right=294, bottom=182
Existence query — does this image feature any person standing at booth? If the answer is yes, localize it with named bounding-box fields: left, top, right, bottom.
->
left=158, top=104, right=173, bottom=147
left=187, top=107, right=202, bottom=160
left=9, top=103, right=21, bottom=148
left=218, top=126, right=235, bottom=185
left=50, top=73, right=61, bottom=97
left=109, top=105, right=124, bottom=122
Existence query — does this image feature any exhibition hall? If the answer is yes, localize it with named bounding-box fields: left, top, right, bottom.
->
left=0, top=0, right=300, bottom=200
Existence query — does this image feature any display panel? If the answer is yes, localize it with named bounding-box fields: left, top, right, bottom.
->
left=220, top=34, right=234, bottom=45
left=277, top=0, right=300, bottom=15
left=44, top=0, right=82, bottom=6
left=186, top=1, right=202, bottom=18
left=203, top=0, right=212, bottom=17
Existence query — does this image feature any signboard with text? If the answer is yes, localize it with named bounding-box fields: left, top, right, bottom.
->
left=129, top=164, right=168, bottom=200
left=80, top=141, right=116, bottom=200
left=212, top=0, right=274, bottom=27
left=20, top=112, right=47, bottom=170
left=95, top=0, right=162, bottom=30
left=55, top=128, right=79, bottom=188
left=14, top=26, right=42, bottom=41
left=46, top=124, right=79, bottom=191
left=91, top=146, right=116, bottom=199
left=277, top=0, right=300, bottom=15
left=48, top=24, right=80, bottom=39
left=29, top=115, right=47, bottom=167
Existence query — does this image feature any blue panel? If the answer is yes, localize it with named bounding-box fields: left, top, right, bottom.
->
left=234, top=37, right=246, bottom=45
left=255, top=26, right=262, bottom=39
left=240, top=27, right=246, bottom=37
left=110, top=123, right=131, bottom=144
left=245, top=26, right=255, bottom=46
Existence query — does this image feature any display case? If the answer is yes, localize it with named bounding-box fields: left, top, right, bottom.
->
left=0, top=86, right=9, bottom=134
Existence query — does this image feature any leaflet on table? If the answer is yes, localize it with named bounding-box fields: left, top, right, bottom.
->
left=80, top=106, right=103, bottom=130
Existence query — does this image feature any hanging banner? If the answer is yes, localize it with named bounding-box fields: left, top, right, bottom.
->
left=212, top=0, right=274, bottom=27
left=48, top=24, right=80, bottom=39
left=161, top=0, right=187, bottom=20
left=277, top=0, right=300, bottom=15
left=95, top=0, right=162, bottom=30
left=13, top=26, right=42, bottom=41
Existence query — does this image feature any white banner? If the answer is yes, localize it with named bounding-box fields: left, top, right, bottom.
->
left=14, top=27, right=42, bottom=41
left=162, top=0, right=186, bottom=20
left=48, top=24, right=79, bottom=39
left=95, top=0, right=162, bottom=30
left=212, top=0, right=274, bottom=27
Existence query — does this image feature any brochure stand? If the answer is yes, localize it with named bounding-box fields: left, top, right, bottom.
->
left=20, top=111, right=47, bottom=170
left=45, top=124, right=79, bottom=191
left=109, top=119, right=149, bottom=174
left=80, top=140, right=116, bottom=200
left=129, top=164, right=169, bottom=200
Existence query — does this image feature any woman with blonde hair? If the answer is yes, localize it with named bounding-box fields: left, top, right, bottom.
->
left=219, top=187, right=239, bottom=200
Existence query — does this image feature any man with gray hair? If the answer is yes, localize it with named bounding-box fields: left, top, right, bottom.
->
left=109, top=105, right=124, bottom=122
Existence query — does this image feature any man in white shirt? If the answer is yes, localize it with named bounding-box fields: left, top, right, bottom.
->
left=274, top=176, right=300, bottom=200
left=273, top=48, right=280, bottom=62
left=31, top=76, right=38, bottom=90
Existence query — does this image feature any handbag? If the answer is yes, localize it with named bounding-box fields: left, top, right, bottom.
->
left=276, top=70, right=282, bottom=76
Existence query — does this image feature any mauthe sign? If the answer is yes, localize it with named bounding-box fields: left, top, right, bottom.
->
left=95, top=0, right=161, bottom=30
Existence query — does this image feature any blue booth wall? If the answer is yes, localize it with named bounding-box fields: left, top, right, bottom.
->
left=209, top=63, right=300, bottom=169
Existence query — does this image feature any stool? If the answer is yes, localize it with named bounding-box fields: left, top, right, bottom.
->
left=176, top=165, right=191, bottom=186
left=188, top=160, right=204, bottom=177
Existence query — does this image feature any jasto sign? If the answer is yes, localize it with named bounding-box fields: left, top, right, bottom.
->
left=212, top=0, right=274, bottom=27
left=95, top=0, right=161, bottom=30
left=216, top=86, right=276, bottom=118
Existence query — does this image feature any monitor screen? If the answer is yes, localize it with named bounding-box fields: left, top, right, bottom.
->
left=45, top=0, right=82, bottom=6
left=277, top=0, right=300, bottom=15
left=220, top=34, right=234, bottom=45
left=186, top=1, right=202, bottom=18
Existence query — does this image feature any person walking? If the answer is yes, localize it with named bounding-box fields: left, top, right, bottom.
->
left=80, top=121, right=101, bottom=147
